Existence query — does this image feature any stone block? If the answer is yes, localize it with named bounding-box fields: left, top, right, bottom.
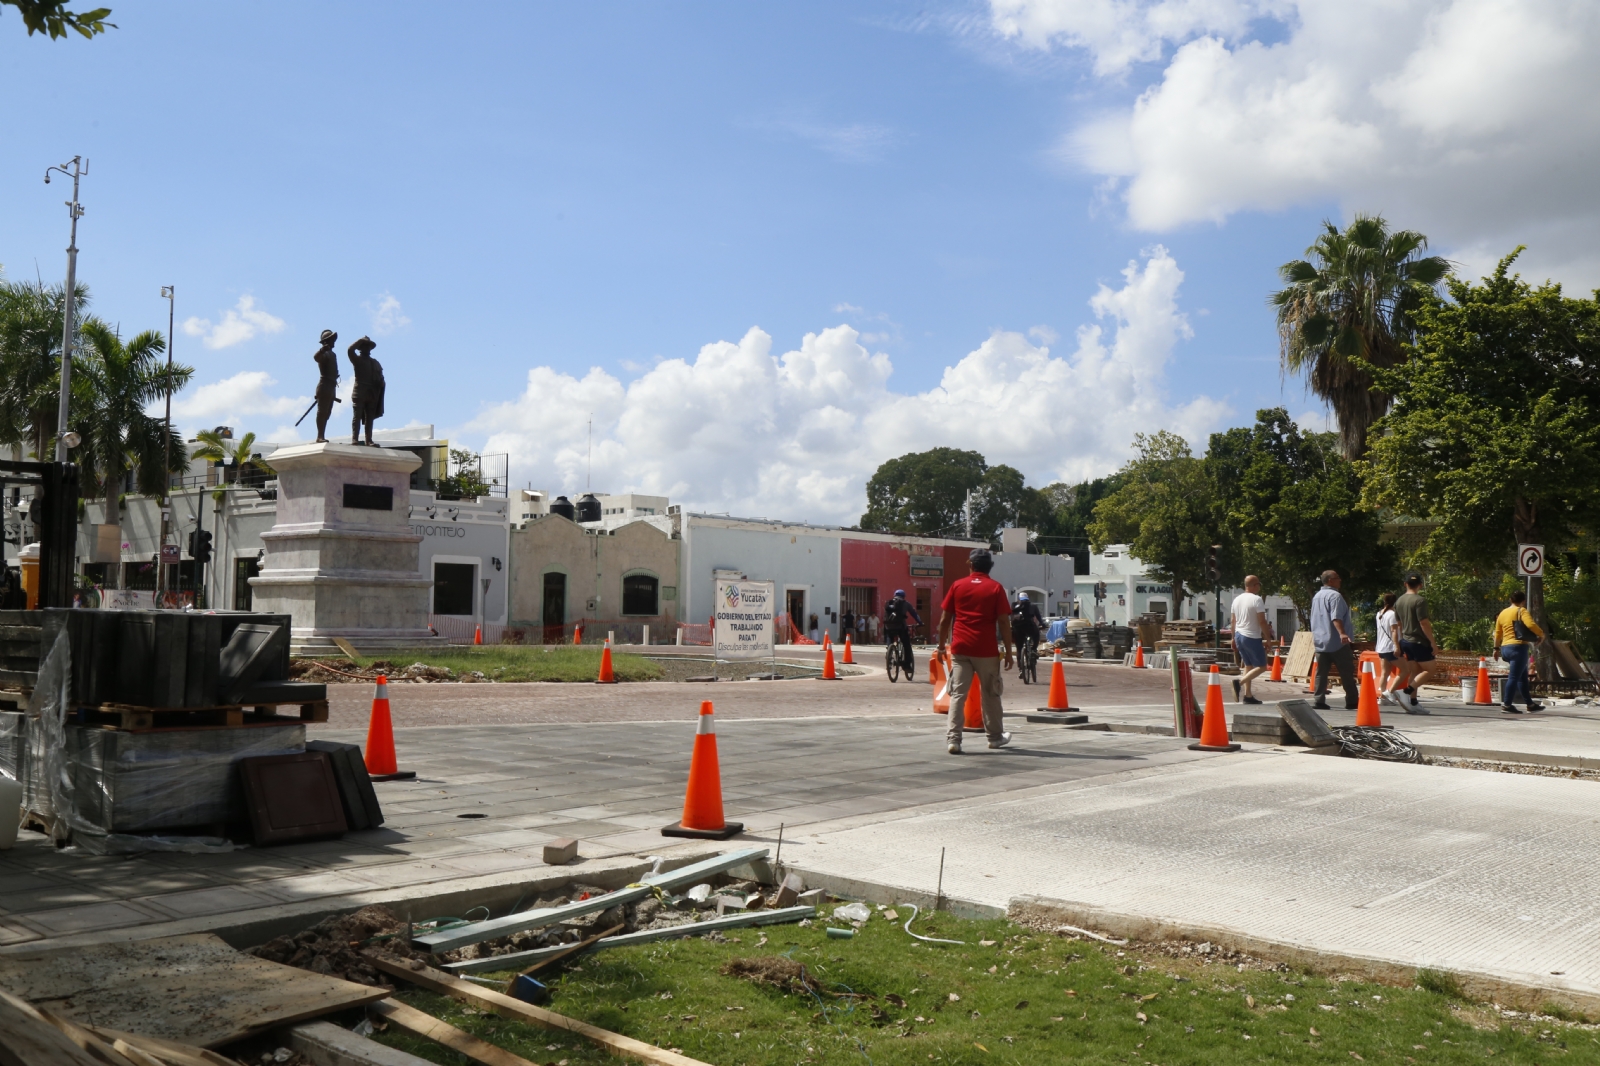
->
left=797, top=888, right=825, bottom=907
left=774, top=871, right=805, bottom=907
left=713, top=895, right=746, bottom=915
left=542, top=838, right=579, bottom=865
left=1230, top=713, right=1293, bottom=744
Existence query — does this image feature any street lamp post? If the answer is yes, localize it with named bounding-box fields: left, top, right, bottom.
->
left=44, top=157, right=87, bottom=464
left=159, top=285, right=176, bottom=601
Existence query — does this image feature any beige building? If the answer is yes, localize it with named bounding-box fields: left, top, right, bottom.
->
left=509, top=512, right=679, bottom=642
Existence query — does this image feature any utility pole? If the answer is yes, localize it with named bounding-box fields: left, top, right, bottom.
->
left=44, top=157, right=87, bottom=463
left=159, top=285, right=175, bottom=602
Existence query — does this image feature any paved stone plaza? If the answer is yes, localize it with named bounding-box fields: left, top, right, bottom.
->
left=4, top=663, right=1598, bottom=1009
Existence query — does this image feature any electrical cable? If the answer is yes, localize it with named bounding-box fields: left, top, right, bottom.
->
left=1331, top=726, right=1421, bottom=762
left=900, top=903, right=964, bottom=945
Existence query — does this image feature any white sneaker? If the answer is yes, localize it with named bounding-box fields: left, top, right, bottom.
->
left=947, top=742, right=962, bottom=755
left=1378, top=691, right=1395, bottom=706
left=988, top=733, right=1012, bottom=749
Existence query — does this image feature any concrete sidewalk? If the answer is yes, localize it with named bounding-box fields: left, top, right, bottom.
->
left=785, top=745, right=1600, bottom=1008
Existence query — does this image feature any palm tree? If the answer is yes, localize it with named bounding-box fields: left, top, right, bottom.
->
left=191, top=428, right=275, bottom=484
left=1272, top=214, right=1450, bottom=459
left=0, top=278, right=90, bottom=459
left=73, top=320, right=194, bottom=588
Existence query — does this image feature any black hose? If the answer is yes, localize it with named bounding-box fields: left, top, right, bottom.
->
left=1331, top=726, right=1420, bottom=762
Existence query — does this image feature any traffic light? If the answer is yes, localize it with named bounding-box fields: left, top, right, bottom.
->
left=1205, top=544, right=1221, bottom=584
left=1094, top=581, right=1107, bottom=602
left=191, top=529, right=213, bottom=565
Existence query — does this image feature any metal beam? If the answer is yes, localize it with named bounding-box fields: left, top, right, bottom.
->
left=443, top=906, right=816, bottom=975
left=412, top=847, right=768, bottom=953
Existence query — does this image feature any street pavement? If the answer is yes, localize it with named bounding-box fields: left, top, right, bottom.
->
left=3, top=659, right=1597, bottom=1010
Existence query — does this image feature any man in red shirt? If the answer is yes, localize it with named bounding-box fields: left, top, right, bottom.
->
left=938, top=549, right=1015, bottom=754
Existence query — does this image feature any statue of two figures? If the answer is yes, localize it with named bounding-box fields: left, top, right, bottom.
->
left=310, top=329, right=386, bottom=445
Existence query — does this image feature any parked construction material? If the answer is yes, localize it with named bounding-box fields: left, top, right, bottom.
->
left=369, top=999, right=538, bottom=1066
left=514, top=923, right=624, bottom=980
left=368, top=956, right=716, bottom=1066
left=441, top=906, right=816, bottom=975
left=284, top=1020, right=439, bottom=1066
left=541, top=837, right=579, bottom=865
left=306, top=740, right=385, bottom=830
left=413, top=847, right=769, bottom=952
left=1277, top=699, right=1339, bottom=748
left=0, top=933, right=387, bottom=1049
left=239, top=751, right=349, bottom=845
left=661, top=701, right=742, bottom=839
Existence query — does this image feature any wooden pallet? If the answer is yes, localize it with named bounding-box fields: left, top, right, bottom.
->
left=82, top=699, right=329, bottom=731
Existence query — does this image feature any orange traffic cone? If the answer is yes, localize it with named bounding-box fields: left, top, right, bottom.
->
left=597, top=638, right=617, bottom=684
left=933, top=653, right=952, bottom=714
left=1133, top=643, right=1146, bottom=669
left=1269, top=641, right=1284, bottom=682
left=929, top=652, right=945, bottom=688
left=842, top=634, right=854, bottom=664
left=662, top=701, right=742, bottom=839
left=572, top=624, right=583, bottom=646
left=1473, top=657, right=1492, bottom=704
left=821, top=640, right=839, bottom=680
left=1304, top=660, right=1317, bottom=694
left=473, top=623, right=483, bottom=645
left=1038, top=650, right=1076, bottom=713
left=1188, top=665, right=1241, bottom=752
left=1357, top=659, right=1382, bottom=727
left=364, top=675, right=415, bottom=780
left=959, top=668, right=985, bottom=731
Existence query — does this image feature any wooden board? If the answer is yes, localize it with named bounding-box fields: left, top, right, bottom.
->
left=368, top=956, right=714, bottom=1066
left=1284, top=630, right=1315, bottom=682
left=0, top=986, right=103, bottom=1066
left=370, top=999, right=539, bottom=1066
left=0, top=933, right=387, bottom=1049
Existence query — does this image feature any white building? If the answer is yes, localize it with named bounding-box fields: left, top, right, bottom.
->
left=74, top=426, right=509, bottom=630
left=514, top=489, right=672, bottom=534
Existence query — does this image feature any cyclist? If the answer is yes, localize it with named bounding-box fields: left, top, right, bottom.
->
left=1011, top=593, right=1044, bottom=679
left=882, top=589, right=923, bottom=674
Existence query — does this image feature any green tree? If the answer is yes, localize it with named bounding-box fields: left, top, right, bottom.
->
left=1272, top=214, right=1450, bottom=458
left=1087, top=432, right=1215, bottom=618
left=860, top=447, right=987, bottom=536
left=1360, top=249, right=1600, bottom=665
left=0, top=278, right=89, bottom=458
left=1208, top=408, right=1396, bottom=623
left=435, top=447, right=492, bottom=500
left=3, top=0, right=113, bottom=38
left=191, top=428, right=275, bottom=485
left=74, top=320, right=193, bottom=588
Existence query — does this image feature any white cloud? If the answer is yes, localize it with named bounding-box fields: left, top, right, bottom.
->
left=169, top=370, right=309, bottom=440
left=366, top=292, right=411, bottom=335
left=997, top=0, right=1600, bottom=286
left=759, top=117, right=902, bottom=162
left=471, top=246, right=1225, bottom=524
left=180, top=295, right=286, bottom=350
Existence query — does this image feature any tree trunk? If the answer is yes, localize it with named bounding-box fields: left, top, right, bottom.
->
left=1512, top=496, right=1551, bottom=685
left=103, top=497, right=121, bottom=591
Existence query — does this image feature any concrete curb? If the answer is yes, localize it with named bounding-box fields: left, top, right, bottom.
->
left=1007, top=895, right=1600, bottom=1019
left=1414, top=744, right=1600, bottom=772
left=0, top=844, right=731, bottom=956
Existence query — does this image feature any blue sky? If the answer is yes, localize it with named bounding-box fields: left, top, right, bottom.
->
left=3, top=1, right=1592, bottom=520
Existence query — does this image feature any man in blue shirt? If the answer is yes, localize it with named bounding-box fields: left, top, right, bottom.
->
left=1309, top=569, right=1358, bottom=711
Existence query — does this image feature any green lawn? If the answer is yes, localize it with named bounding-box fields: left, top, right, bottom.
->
left=372, top=909, right=1594, bottom=1065
left=352, top=646, right=664, bottom=683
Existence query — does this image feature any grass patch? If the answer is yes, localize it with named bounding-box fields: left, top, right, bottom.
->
left=1417, top=968, right=1466, bottom=999
left=371, top=910, right=1597, bottom=1064
left=358, top=646, right=663, bottom=683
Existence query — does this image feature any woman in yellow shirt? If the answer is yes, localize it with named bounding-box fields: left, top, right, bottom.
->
left=1492, top=590, right=1545, bottom=713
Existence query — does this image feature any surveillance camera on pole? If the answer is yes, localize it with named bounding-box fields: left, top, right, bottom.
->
left=44, top=157, right=87, bottom=464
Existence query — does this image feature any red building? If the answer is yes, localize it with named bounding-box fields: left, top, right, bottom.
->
left=839, top=532, right=987, bottom=642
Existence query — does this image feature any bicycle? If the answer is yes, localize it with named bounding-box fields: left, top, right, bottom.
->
left=885, top=633, right=914, bottom=682
left=1018, top=634, right=1039, bottom=684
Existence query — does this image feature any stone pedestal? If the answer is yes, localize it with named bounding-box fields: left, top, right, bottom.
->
left=249, top=442, right=441, bottom=656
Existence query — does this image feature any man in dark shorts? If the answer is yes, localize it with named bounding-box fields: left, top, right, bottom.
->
left=1393, top=573, right=1437, bottom=714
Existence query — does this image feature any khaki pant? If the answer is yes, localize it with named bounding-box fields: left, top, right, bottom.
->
left=947, top=654, right=1005, bottom=745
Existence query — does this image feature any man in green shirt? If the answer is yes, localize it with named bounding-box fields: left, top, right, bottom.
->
left=1393, top=573, right=1438, bottom=714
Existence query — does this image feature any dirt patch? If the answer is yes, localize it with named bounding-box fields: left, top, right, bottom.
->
left=722, top=955, right=811, bottom=992
left=247, top=905, right=428, bottom=987
left=1425, top=755, right=1600, bottom=782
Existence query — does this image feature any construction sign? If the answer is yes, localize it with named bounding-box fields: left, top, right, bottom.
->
left=1517, top=544, right=1545, bottom=578
left=714, top=579, right=775, bottom=661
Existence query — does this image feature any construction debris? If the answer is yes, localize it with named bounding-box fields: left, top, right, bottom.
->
left=542, top=837, right=579, bottom=865
left=247, top=906, right=430, bottom=986
left=721, top=956, right=808, bottom=992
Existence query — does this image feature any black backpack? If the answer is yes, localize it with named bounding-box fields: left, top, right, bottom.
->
left=884, top=598, right=907, bottom=625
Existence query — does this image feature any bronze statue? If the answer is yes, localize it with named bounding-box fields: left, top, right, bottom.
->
left=347, top=336, right=385, bottom=446
left=312, top=329, right=340, bottom=442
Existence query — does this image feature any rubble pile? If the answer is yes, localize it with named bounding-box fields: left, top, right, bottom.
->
left=248, top=905, right=429, bottom=986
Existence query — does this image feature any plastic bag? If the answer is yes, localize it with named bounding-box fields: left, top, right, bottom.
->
left=832, top=902, right=872, bottom=923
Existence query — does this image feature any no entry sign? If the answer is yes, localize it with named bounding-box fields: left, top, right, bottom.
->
left=1517, top=543, right=1545, bottom=578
